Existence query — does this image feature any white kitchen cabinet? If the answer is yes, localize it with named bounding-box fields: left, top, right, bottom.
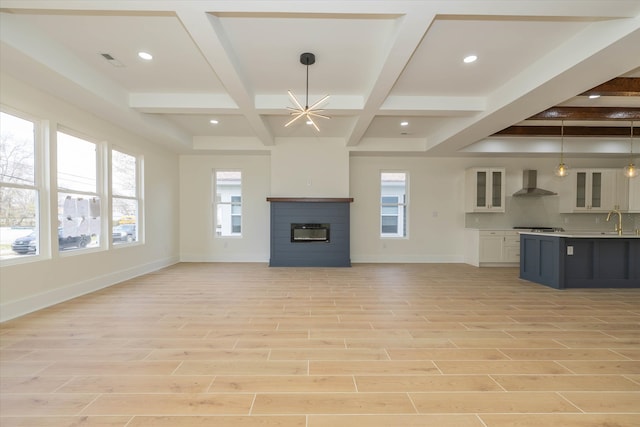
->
left=628, top=176, right=640, bottom=212
left=502, top=231, right=521, bottom=263
left=479, top=231, right=504, bottom=263
left=464, top=230, right=520, bottom=266
left=559, top=168, right=628, bottom=213
left=465, top=168, right=505, bottom=213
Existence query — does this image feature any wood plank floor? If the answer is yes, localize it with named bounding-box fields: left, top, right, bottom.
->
left=1, top=262, right=639, bottom=426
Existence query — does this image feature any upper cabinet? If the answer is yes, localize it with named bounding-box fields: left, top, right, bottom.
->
left=628, top=176, right=640, bottom=213
left=559, top=168, right=628, bottom=213
left=465, top=168, right=505, bottom=213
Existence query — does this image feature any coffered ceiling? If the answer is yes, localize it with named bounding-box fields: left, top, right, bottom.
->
left=1, top=1, right=640, bottom=157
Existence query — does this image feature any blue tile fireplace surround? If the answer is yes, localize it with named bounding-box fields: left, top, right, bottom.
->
left=267, top=197, right=353, bottom=267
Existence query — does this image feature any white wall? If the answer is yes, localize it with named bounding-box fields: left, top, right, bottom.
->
left=0, top=74, right=180, bottom=321
left=179, top=154, right=271, bottom=262
left=3, top=72, right=639, bottom=321
left=350, top=156, right=467, bottom=263
left=270, top=138, right=349, bottom=197
left=178, top=152, right=639, bottom=265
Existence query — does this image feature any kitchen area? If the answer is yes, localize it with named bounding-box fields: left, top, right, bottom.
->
left=464, top=167, right=640, bottom=288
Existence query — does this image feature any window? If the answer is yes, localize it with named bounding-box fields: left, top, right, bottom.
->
left=112, top=149, right=139, bottom=245
left=57, top=130, right=101, bottom=252
left=380, top=172, right=407, bottom=237
left=0, top=111, right=39, bottom=259
left=214, top=170, right=242, bottom=236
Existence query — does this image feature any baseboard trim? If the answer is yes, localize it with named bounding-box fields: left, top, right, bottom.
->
left=0, top=256, right=179, bottom=322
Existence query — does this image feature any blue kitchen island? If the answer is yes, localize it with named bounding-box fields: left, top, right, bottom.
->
left=519, top=231, right=640, bottom=289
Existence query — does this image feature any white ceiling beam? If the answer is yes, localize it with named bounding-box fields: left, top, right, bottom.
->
left=175, top=8, right=274, bottom=146
left=130, top=93, right=238, bottom=113
left=380, top=96, right=486, bottom=114
left=345, top=8, right=437, bottom=146
left=425, top=15, right=640, bottom=156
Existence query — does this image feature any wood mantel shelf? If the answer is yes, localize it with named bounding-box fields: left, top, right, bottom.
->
left=267, top=197, right=354, bottom=203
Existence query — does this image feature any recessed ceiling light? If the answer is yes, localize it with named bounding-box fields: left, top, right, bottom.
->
left=306, top=120, right=314, bottom=125
left=138, top=51, right=153, bottom=61
left=209, top=119, right=219, bottom=125
left=463, top=55, right=478, bottom=64
left=400, top=121, right=409, bottom=126
left=588, top=94, right=601, bottom=99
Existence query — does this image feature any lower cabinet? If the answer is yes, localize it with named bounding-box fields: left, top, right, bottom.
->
left=502, top=232, right=521, bottom=263
left=465, top=229, right=520, bottom=266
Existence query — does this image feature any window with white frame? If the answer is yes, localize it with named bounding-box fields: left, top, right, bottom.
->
left=57, top=130, right=101, bottom=251
left=0, top=111, right=40, bottom=259
left=214, top=170, right=242, bottom=237
left=111, top=149, right=139, bottom=245
left=380, top=172, right=407, bottom=237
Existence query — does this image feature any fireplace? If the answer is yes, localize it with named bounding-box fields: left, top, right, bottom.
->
left=291, top=223, right=330, bottom=243
left=267, top=197, right=352, bottom=267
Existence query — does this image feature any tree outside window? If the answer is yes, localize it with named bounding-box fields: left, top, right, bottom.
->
left=0, top=111, right=39, bottom=259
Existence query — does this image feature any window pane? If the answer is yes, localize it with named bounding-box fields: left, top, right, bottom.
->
left=112, top=197, right=137, bottom=245
left=381, top=205, right=397, bottom=215
left=381, top=216, right=398, bottom=234
left=231, top=216, right=241, bottom=233
left=112, top=150, right=136, bottom=197
left=381, top=172, right=407, bottom=237
left=57, top=131, right=96, bottom=192
left=1, top=111, right=39, bottom=260
left=58, top=192, right=100, bottom=251
left=0, top=188, right=38, bottom=258
left=215, top=171, right=242, bottom=237
left=1, top=112, right=35, bottom=186
left=381, top=196, right=397, bottom=204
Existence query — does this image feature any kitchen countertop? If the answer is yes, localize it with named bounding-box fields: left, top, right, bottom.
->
left=518, top=231, right=640, bottom=238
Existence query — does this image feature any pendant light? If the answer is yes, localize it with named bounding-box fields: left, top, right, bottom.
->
left=554, top=120, right=569, bottom=177
left=285, top=52, right=330, bottom=131
left=623, top=121, right=638, bottom=178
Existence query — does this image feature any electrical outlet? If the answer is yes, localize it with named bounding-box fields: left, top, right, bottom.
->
left=567, top=246, right=574, bottom=255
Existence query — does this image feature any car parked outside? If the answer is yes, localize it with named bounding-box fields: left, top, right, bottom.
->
left=11, top=229, right=91, bottom=254
left=112, top=224, right=136, bottom=243
left=11, top=231, right=37, bottom=254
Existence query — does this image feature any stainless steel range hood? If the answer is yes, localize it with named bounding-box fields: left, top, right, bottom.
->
left=512, top=170, right=557, bottom=197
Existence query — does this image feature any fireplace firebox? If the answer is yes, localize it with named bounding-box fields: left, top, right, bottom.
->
left=291, top=223, right=330, bottom=243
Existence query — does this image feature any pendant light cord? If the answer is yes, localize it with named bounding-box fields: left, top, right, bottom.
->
left=560, top=120, right=565, bottom=161
left=631, top=121, right=634, bottom=156
left=305, top=63, right=309, bottom=109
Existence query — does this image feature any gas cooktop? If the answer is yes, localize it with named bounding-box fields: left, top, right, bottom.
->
left=513, top=226, right=565, bottom=233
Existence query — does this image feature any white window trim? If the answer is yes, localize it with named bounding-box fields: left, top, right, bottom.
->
left=110, top=146, right=142, bottom=246
left=0, top=107, right=49, bottom=265
left=380, top=171, right=408, bottom=239
left=213, top=170, right=242, bottom=238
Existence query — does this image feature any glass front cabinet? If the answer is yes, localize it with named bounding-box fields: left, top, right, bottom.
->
left=559, top=168, right=628, bottom=213
left=465, top=168, right=506, bottom=212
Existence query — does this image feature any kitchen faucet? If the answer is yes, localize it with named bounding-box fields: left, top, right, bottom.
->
left=606, top=209, right=623, bottom=235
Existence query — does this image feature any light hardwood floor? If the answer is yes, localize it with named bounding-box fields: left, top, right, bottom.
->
left=1, top=262, right=639, bottom=426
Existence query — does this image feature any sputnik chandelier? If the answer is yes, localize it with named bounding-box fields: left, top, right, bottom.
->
left=285, top=52, right=330, bottom=131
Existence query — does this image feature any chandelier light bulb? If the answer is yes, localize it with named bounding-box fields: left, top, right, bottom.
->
left=555, top=162, right=569, bottom=177
left=624, top=163, right=638, bottom=178
left=285, top=52, right=330, bottom=132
